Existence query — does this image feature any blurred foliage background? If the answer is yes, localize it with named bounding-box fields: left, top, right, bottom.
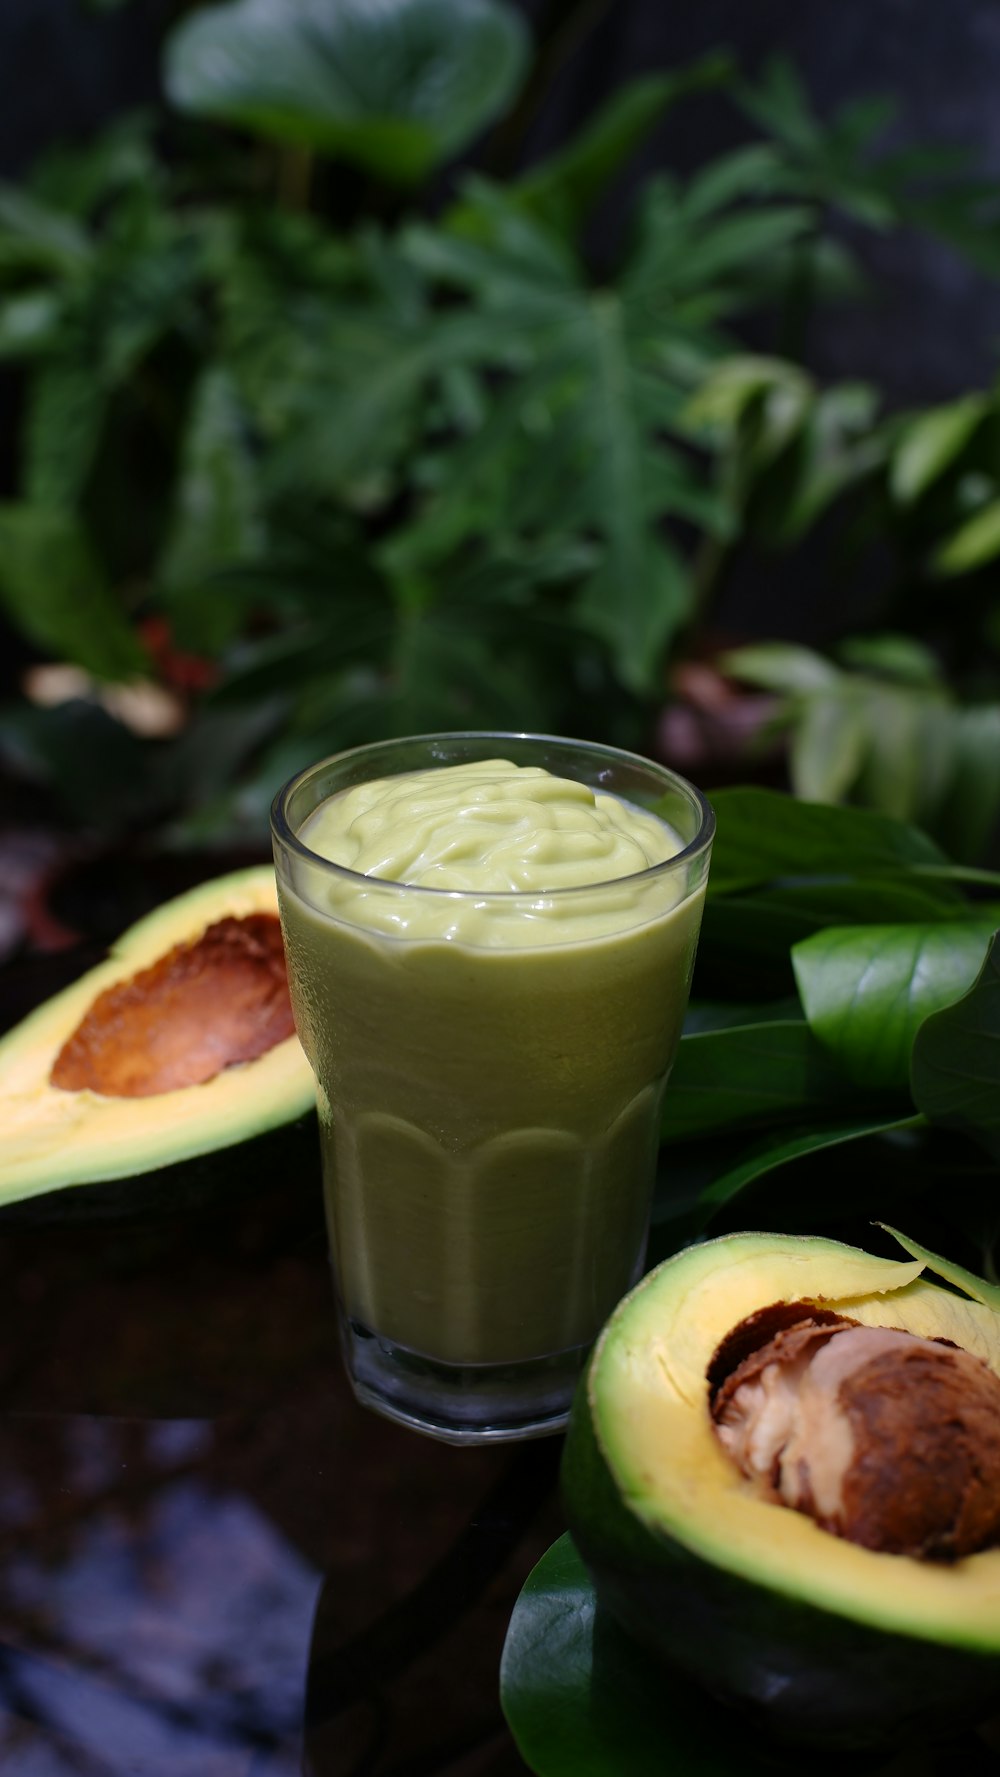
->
left=2, top=0, right=1000, bottom=866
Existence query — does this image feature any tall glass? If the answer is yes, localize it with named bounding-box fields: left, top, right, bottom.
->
left=271, top=733, right=713, bottom=1444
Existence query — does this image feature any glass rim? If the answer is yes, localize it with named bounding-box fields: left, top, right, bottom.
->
left=270, top=730, right=715, bottom=903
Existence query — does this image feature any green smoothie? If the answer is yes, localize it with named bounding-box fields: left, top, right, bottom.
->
left=277, top=758, right=706, bottom=1368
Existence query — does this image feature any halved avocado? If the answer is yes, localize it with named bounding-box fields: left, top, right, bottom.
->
left=0, top=867, right=316, bottom=1215
left=562, top=1230, right=1000, bottom=1750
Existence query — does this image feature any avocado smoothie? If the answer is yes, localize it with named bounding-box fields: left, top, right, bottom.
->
left=272, top=735, right=713, bottom=1442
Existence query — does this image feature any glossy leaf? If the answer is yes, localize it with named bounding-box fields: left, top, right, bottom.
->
left=662, top=1020, right=855, bottom=1142
left=911, top=931, right=1000, bottom=1161
left=700, top=871, right=972, bottom=981
left=0, top=507, right=144, bottom=681
left=164, top=0, right=530, bottom=183
left=792, top=922, right=996, bottom=1089
left=500, top=1533, right=780, bottom=1777
left=707, top=787, right=947, bottom=895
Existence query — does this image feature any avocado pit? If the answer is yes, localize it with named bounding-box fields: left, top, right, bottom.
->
left=710, top=1303, right=1000, bottom=1560
left=50, top=914, right=296, bottom=1098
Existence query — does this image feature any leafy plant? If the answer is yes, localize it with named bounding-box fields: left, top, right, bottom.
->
left=651, top=787, right=1000, bottom=1277
left=2, top=25, right=1000, bottom=846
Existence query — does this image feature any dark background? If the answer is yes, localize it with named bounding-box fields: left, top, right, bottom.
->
left=2, top=0, right=999, bottom=408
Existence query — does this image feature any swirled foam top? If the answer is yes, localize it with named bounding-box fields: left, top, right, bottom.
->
left=294, top=758, right=686, bottom=944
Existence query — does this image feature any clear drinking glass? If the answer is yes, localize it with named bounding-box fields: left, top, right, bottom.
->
left=271, top=732, right=714, bottom=1444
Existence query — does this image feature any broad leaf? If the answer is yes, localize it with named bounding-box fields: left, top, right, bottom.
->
left=0, top=507, right=144, bottom=681
left=662, top=1020, right=855, bottom=1142
left=707, top=787, right=948, bottom=895
left=164, top=0, right=530, bottom=183
left=911, top=931, right=1000, bottom=1161
left=793, top=922, right=996, bottom=1090
left=700, top=874, right=972, bottom=980
left=501, top=1534, right=782, bottom=1777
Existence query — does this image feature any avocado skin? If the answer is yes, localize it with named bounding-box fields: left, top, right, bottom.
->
left=562, top=1375, right=1000, bottom=1751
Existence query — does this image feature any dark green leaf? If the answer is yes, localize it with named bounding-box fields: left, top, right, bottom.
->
left=707, top=787, right=948, bottom=895
left=935, top=706, right=1000, bottom=865
left=573, top=295, right=690, bottom=690
left=510, top=56, right=733, bottom=238
left=501, top=1534, right=781, bottom=1777
left=836, top=633, right=942, bottom=687
left=158, top=366, right=263, bottom=649
left=661, top=1020, right=855, bottom=1143
left=164, top=0, right=530, bottom=183
left=22, top=356, right=108, bottom=508
left=0, top=185, right=90, bottom=273
left=700, top=872, right=972, bottom=976
left=911, top=932, right=1000, bottom=1161
left=697, top=1115, right=924, bottom=1219
left=682, top=996, right=802, bottom=1033
left=0, top=507, right=144, bottom=680
left=0, top=699, right=155, bottom=828
left=735, top=55, right=822, bottom=153
left=793, top=922, right=996, bottom=1090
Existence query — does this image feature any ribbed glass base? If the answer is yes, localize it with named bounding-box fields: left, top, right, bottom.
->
left=340, top=1317, right=590, bottom=1445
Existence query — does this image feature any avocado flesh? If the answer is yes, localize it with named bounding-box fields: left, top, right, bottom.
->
left=563, top=1230, right=1000, bottom=1747
left=0, top=867, right=315, bottom=1208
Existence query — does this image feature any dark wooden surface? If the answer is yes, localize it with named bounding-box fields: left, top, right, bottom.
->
left=0, top=932, right=563, bottom=1777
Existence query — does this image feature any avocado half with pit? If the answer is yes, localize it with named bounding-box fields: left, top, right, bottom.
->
left=0, top=867, right=316, bottom=1215
left=562, top=1229, right=1000, bottom=1750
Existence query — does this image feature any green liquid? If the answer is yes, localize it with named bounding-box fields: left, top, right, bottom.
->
left=278, top=761, right=705, bottom=1366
